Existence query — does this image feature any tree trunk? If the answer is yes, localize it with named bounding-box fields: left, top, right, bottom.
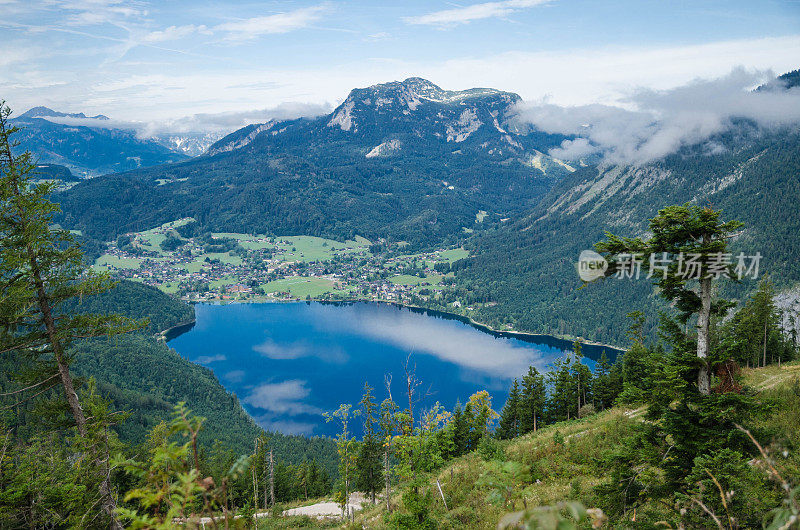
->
left=30, top=250, right=122, bottom=528
left=252, top=439, right=259, bottom=510
left=697, top=275, right=712, bottom=395
left=269, top=449, right=275, bottom=507
left=29, top=252, right=87, bottom=434
left=763, top=320, right=768, bottom=368
left=384, top=448, right=391, bottom=512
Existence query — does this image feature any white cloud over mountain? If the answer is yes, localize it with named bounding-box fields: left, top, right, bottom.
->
left=512, top=68, right=800, bottom=165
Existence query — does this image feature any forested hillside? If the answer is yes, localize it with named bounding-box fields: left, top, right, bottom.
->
left=1, top=279, right=338, bottom=477
left=455, top=125, right=800, bottom=345
left=54, top=78, right=572, bottom=248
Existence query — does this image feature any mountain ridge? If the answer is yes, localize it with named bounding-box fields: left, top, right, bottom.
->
left=55, top=77, right=574, bottom=246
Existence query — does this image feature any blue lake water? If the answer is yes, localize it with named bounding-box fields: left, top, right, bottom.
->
left=166, top=302, right=617, bottom=437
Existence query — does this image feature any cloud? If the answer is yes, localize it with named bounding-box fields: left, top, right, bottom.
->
left=144, top=24, right=208, bottom=43
left=243, top=380, right=322, bottom=416
left=214, top=5, right=328, bottom=41
left=223, top=369, right=245, bottom=383
left=405, top=0, right=550, bottom=27
left=311, top=303, right=561, bottom=379
left=31, top=101, right=331, bottom=135
left=194, top=354, right=226, bottom=364
left=253, top=338, right=347, bottom=363
left=511, top=67, right=800, bottom=165
left=254, top=418, right=317, bottom=435
left=55, top=0, right=147, bottom=27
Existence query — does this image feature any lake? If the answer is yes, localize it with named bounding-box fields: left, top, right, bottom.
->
left=166, top=301, right=618, bottom=437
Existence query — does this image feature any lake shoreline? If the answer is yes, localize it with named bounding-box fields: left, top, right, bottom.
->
left=172, top=296, right=625, bottom=355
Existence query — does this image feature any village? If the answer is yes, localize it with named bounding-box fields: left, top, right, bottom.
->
left=91, top=218, right=472, bottom=308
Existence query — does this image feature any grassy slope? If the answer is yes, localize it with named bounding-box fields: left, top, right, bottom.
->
left=346, top=362, right=800, bottom=529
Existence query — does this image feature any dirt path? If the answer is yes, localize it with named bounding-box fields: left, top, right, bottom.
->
left=282, top=492, right=369, bottom=519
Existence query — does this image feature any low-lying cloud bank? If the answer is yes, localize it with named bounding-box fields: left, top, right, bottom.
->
left=30, top=101, right=332, bottom=138
left=511, top=68, right=800, bottom=165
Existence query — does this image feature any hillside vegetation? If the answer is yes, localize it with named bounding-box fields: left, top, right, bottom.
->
left=345, top=362, right=800, bottom=529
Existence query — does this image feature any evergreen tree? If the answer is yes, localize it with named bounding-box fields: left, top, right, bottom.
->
left=720, top=277, right=794, bottom=368
left=596, top=204, right=743, bottom=394
left=593, top=350, right=622, bottom=410
left=518, top=366, right=546, bottom=434
left=355, top=383, right=383, bottom=504
left=546, top=356, right=575, bottom=422
left=0, top=103, right=139, bottom=527
left=449, top=401, right=469, bottom=456
left=572, top=360, right=594, bottom=417
left=496, top=379, right=521, bottom=440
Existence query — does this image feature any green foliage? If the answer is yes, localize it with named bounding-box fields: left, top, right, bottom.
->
left=159, top=233, right=186, bottom=252
left=116, top=402, right=246, bottom=528
left=0, top=380, right=125, bottom=528
left=680, top=448, right=780, bottom=528
left=498, top=501, right=605, bottom=530
left=355, top=383, right=384, bottom=503
left=65, top=279, right=194, bottom=334
left=518, top=366, right=546, bottom=435
left=325, top=403, right=359, bottom=517
left=388, top=479, right=438, bottom=530
left=477, top=436, right=503, bottom=461
left=496, top=379, right=522, bottom=440
left=718, top=277, right=797, bottom=368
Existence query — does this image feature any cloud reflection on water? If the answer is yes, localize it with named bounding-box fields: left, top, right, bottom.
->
left=310, top=303, right=563, bottom=379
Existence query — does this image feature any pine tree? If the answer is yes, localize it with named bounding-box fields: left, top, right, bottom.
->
left=450, top=401, right=469, bottom=456
left=0, top=103, right=139, bottom=527
left=355, top=383, right=383, bottom=504
left=596, top=204, right=743, bottom=394
left=518, top=366, right=546, bottom=434
left=546, top=356, right=575, bottom=422
left=496, top=379, right=521, bottom=440
left=593, top=351, right=622, bottom=410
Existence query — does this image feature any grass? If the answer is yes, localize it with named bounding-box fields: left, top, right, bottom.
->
left=209, top=275, right=238, bottom=289
left=261, top=277, right=335, bottom=298
left=389, top=274, right=443, bottom=286
left=743, top=359, right=800, bottom=390
left=438, top=248, right=469, bottom=262
left=278, top=235, right=371, bottom=262
left=94, top=255, right=142, bottom=270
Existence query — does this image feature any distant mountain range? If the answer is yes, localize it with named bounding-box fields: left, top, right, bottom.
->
left=51, top=72, right=800, bottom=344
left=55, top=78, right=574, bottom=245
left=10, top=106, right=191, bottom=177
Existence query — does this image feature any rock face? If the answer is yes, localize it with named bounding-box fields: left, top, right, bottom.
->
left=56, top=78, right=575, bottom=245
left=208, top=77, right=570, bottom=166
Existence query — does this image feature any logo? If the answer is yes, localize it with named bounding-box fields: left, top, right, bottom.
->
left=577, top=250, right=608, bottom=282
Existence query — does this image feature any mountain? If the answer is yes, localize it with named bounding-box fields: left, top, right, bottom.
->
left=55, top=78, right=574, bottom=246
left=153, top=131, right=226, bottom=157
left=455, top=121, right=800, bottom=345
left=11, top=106, right=189, bottom=177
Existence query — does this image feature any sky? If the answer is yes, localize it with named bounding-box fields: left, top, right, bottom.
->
left=1, top=0, right=799, bottom=134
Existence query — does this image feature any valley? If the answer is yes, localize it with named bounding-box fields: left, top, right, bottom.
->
left=2, top=8, right=799, bottom=522
left=91, top=217, right=495, bottom=321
